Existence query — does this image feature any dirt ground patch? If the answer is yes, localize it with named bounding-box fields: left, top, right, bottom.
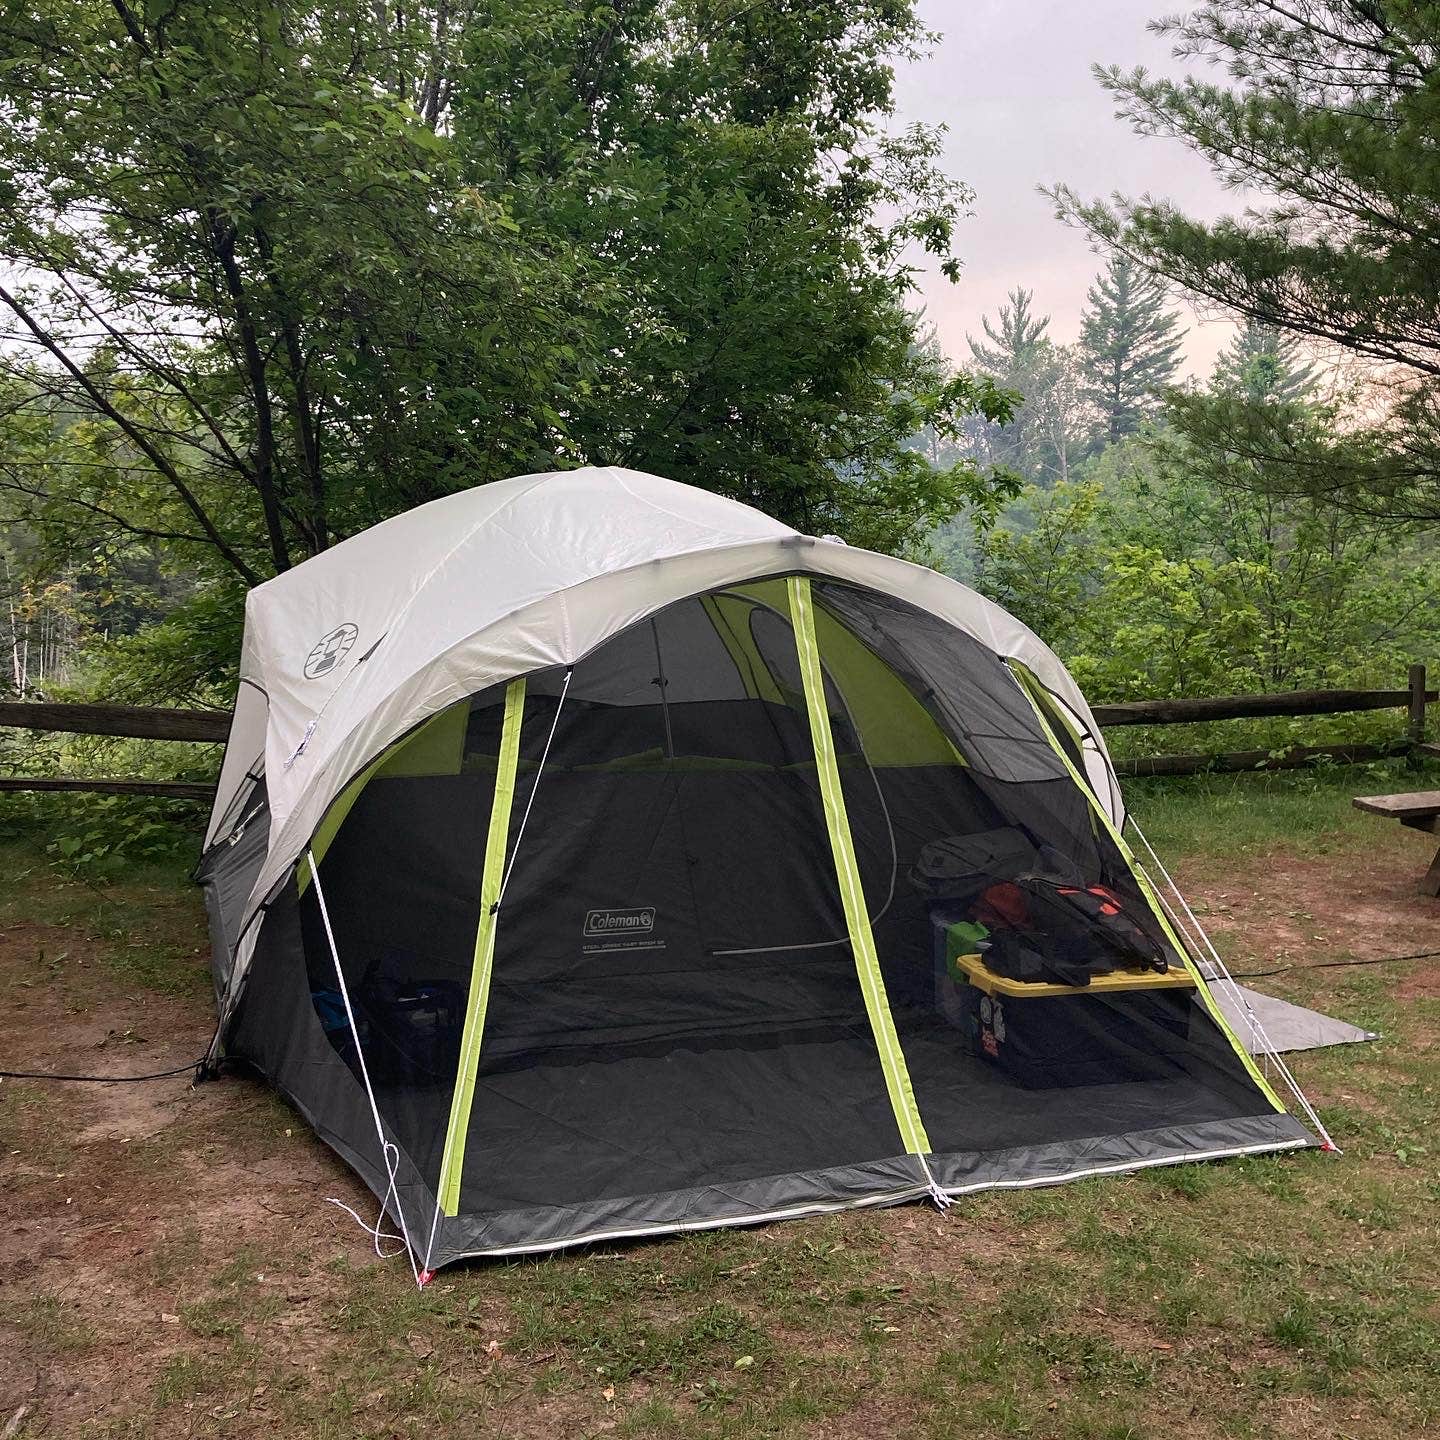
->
left=1175, top=829, right=1440, bottom=1055
left=1396, top=965, right=1440, bottom=1000
left=0, top=907, right=385, bottom=1437
left=1176, top=826, right=1440, bottom=970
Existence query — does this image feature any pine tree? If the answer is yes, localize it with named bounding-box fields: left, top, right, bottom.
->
left=968, top=287, right=1049, bottom=376
left=965, top=289, right=1080, bottom=484
left=1212, top=319, right=1315, bottom=405
left=1077, top=255, right=1185, bottom=447
left=1050, top=1, right=1440, bottom=520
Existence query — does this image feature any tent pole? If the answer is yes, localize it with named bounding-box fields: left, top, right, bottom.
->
left=786, top=575, right=949, bottom=1209
left=423, top=668, right=574, bottom=1276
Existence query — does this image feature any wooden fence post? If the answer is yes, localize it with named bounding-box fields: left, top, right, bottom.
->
left=1408, top=662, right=1428, bottom=768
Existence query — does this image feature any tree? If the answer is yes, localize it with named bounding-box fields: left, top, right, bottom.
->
left=1212, top=319, right=1316, bottom=406
left=970, top=480, right=1106, bottom=660
left=0, top=0, right=1013, bottom=636
left=965, top=290, right=1084, bottom=485
left=454, top=0, right=1014, bottom=554
left=1077, top=255, right=1185, bottom=446
left=968, top=433, right=1440, bottom=704
left=1050, top=0, right=1440, bottom=522
left=904, top=325, right=973, bottom=472
left=968, top=288, right=1050, bottom=378
left=0, top=0, right=599, bottom=589
left=1024, top=344, right=1090, bottom=486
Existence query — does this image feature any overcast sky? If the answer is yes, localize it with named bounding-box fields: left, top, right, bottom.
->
left=893, top=0, right=1244, bottom=376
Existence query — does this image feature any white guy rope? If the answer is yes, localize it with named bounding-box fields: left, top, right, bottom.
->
left=325, top=1196, right=407, bottom=1258
left=917, top=1151, right=955, bottom=1211
left=1145, top=878, right=1271, bottom=1067
left=1124, top=818, right=1337, bottom=1151
left=1127, top=816, right=1331, bottom=1143
left=495, top=668, right=573, bottom=909
left=307, top=848, right=425, bottom=1281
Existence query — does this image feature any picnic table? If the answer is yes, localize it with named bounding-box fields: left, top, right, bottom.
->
left=1353, top=790, right=1440, bottom=894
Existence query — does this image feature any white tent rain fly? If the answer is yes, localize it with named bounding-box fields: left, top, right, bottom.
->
left=197, top=466, right=1330, bottom=1280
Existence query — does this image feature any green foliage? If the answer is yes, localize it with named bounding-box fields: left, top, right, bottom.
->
left=453, top=0, right=1013, bottom=553
left=968, top=287, right=1050, bottom=376
left=0, top=0, right=995, bottom=866
left=79, top=581, right=249, bottom=706
left=959, top=263, right=1436, bottom=720
left=0, top=0, right=1015, bottom=706
left=46, top=810, right=177, bottom=879
left=970, top=420, right=1440, bottom=706
left=1077, top=255, right=1185, bottom=447
left=2, top=778, right=205, bottom=879
left=967, top=477, right=1106, bottom=654
left=1213, top=318, right=1317, bottom=407
left=965, top=288, right=1085, bottom=487
left=1050, top=0, right=1440, bottom=523
left=0, top=0, right=596, bottom=587
left=1, top=716, right=210, bottom=880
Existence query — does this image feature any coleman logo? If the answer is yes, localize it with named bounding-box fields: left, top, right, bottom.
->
left=583, top=907, right=655, bottom=937
left=304, top=622, right=358, bottom=679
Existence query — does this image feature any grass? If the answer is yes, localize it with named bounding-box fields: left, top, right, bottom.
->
left=0, top=830, right=211, bottom=1005
left=11, top=1295, right=98, bottom=1356
left=1123, top=756, right=1438, bottom=859
left=2, top=773, right=1438, bottom=1438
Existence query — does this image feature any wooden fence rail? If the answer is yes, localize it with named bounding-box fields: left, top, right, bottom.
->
left=0, top=664, right=1432, bottom=791
left=1091, top=686, right=1435, bottom=728
left=1111, top=741, right=1406, bottom=778
left=0, top=700, right=229, bottom=743
left=0, top=777, right=217, bottom=800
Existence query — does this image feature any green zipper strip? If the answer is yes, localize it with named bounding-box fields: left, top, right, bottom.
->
left=435, top=677, right=527, bottom=1217
left=787, top=576, right=931, bottom=1155
left=1008, top=663, right=1288, bottom=1114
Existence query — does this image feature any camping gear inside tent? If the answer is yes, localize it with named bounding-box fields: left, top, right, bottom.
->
left=197, top=466, right=1328, bottom=1278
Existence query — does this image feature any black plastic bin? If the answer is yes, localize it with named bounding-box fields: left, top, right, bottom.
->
left=956, top=979, right=1194, bottom=1089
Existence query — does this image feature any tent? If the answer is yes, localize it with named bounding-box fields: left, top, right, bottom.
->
left=198, top=466, right=1324, bottom=1279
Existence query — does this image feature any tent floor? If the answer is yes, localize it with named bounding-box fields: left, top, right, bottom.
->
left=439, top=1003, right=1269, bottom=1218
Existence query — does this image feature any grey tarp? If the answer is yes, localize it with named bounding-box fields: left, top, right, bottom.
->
left=1207, top=978, right=1378, bottom=1054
